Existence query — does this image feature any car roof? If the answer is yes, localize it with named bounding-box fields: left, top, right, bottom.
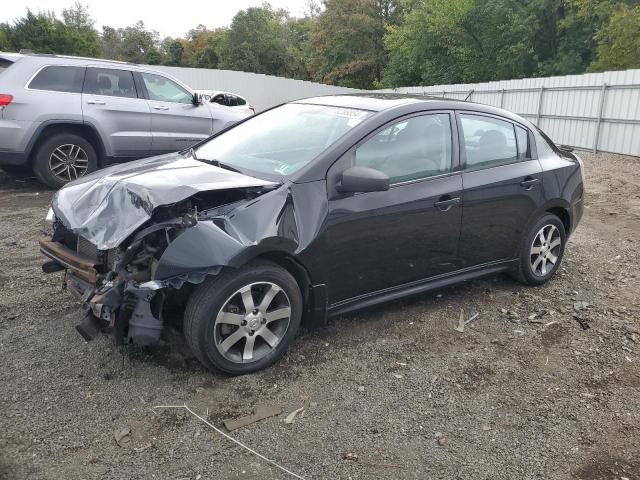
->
left=294, top=93, right=467, bottom=112
left=295, top=93, right=533, bottom=126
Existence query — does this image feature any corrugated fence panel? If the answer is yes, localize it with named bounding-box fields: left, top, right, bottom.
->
left=378, top=68, right=640, bottom=156
left=143, top=64, right=640, bottom=156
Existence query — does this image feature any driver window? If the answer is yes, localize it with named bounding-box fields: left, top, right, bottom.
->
left=355, top=113, right=452, bottom=184
left=141, top=72, right=192, bottom=104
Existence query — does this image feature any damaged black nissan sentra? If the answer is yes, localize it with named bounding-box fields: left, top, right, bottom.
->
left=40, top=94, right=584, bottom=374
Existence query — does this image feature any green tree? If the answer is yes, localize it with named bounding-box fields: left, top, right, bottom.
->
left=117, top=21, right=161, bottom=64
left=100, top=26, right=121, bottom=59
left=309, top=0, right=400, bottom=88
left=383, top=0, right=536, bottom=87
left=590, top=3, right=640, bottom=70
left=161, top=38, right=184, bottom=66
left=60, top=2, right=100, bottom=57
left=219, top=5, right=292, bottom=76
left=183, top=26, right=227, bottom=69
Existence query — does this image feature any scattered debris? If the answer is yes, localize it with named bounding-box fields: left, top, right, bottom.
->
left=392, top=373, right=404, bottom=379
left=3, top=238, right=17, bottom=247
left=133, top=442, right=152, bottom=453
left=284, top=407, right=305, bottom=424
left=454, top=309, right=480, bottom=333
left=155, top=404, right=305, bottom=479
left=573, top=301, right=589, bottom=311
left=342, top=451, right=403, bottom=469
left=114, top=427, right=131, bottom=447
left=357, top=386, right=365, bottom=392
left=574, top=315, right=591, bottom=330
left=223, top=404, right=282, bottom=431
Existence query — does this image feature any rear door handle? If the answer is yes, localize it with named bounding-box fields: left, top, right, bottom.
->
left=434, top=197, right=460, bottom=211
left=153, top=106, right=169, bottom=111
left=520, top=177, right=541, bottom=190
left=86, top=100, right=106, bottom=105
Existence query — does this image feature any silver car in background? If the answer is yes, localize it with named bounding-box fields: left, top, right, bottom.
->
left=0, top=53, right=250, bottom=188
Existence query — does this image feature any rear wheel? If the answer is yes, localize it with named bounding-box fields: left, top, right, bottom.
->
left=184, top=261, right=302, bottom=375
left=513, top=213, right=566, bottom=286
left=32, top=133, right=98, bottom=189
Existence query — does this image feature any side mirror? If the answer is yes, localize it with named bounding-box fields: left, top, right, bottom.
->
left=338, top=166, right=389, bottom=194
left=192, top=93, right=201, bottom=105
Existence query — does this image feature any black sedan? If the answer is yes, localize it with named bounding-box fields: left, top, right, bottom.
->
left=41, top=94, right=585, bottom=374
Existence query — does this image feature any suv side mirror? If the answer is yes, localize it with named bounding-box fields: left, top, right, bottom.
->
left=192, top=92, right=201, bottom=105
left=337, top=166, right=389, bottom=194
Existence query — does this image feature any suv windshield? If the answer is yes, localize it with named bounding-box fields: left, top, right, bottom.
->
left=196, top=103, right=372, bottom=177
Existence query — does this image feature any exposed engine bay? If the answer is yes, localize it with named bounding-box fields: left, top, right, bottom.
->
left=38, top=152, right=302, bottom=346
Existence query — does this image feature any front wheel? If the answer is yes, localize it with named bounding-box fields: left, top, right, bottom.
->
left=513, top=213, right=566, bottom=286
left=184, top=261, right=303, bottom=375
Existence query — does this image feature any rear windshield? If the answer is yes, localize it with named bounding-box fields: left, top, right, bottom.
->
left=28, top=65, right=85, bottom=93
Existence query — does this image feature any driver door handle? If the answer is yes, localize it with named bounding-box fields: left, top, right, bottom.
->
left=520, top=177, right=541, bottom=190
left=153, top=105, right=169, bottom=111
left=434, top=196, right=460, bottom=211
left=86, top=100, right=106, bottom=105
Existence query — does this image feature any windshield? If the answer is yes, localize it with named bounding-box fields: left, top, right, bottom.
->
left=196, top=103, right=372, bottom=177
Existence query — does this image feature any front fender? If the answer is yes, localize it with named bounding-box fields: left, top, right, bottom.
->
left=153, top=221, right=298, bottom=279
left=153, top=185, right=302, bottom=280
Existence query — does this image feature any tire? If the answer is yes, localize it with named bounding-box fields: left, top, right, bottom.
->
left=512, top=213, right=566, bottom=286
left=32, top=133, right=98, bottom=189
left=184, top=260, right=303, bottom=375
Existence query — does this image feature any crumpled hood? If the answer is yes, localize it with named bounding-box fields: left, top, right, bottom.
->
left=51, top=153, right=276, bottom=250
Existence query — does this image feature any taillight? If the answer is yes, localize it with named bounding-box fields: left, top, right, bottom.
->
left=0, top=94, right=12, bottom=106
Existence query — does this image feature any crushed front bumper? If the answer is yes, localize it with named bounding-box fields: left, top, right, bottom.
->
left=39, top=239, right=98, bottom=286
left=39, top=238, right=164, bottom=345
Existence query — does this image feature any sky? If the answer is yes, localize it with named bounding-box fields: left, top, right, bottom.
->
left=2, top=0, right=311, bottom=38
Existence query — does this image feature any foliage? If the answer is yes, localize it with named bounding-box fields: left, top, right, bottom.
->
left=309, top=0, right=400, bottom=88
left=1, top=1, right=638, bottom=88
left=589, top=2, right=640, bottom=70
left=218, top=5, right=293, bottom=76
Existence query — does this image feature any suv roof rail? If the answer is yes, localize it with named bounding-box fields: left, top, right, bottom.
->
left=6, top=51, right=137, bottom=66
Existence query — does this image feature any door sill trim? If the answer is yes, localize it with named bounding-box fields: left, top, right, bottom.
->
left=328, top=259, right=517, bottom=317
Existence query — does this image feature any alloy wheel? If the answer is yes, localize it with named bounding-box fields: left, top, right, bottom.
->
left=530, top=224, right=562, bottom=276
left=48, top=144, right=89, bottom=182
left=213, top=282, right=291, bottom=363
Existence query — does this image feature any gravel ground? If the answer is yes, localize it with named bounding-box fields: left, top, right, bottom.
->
left=0, top=151, right=639, bottom=480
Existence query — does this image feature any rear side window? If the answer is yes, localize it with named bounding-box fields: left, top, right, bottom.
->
left=212, top=94, right=226, bottom=105
left=227, top=95, right=239, bottom=107
left=356, top=113, right=452, bottom=184
left=84, top=68, right=137, bottom=98
left=515, top=125, right=531, bottom=159
left=460, top=114, right=518, bottom=169
left=28, top=65, right=85, bottom=93
left=236, top=96, right=247, bottom=106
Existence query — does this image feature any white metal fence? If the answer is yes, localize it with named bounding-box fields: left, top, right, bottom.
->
left=147, top=65, right=362, bottom=112
left=378, top=69, right=640, bottom=157
left=152, top=64, right=640, bottom=157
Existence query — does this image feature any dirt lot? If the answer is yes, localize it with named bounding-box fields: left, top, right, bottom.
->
left=0, top=151, right=639, bottom=480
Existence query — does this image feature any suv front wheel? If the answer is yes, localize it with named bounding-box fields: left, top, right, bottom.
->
left=33, top=133, right=98, bottom=189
